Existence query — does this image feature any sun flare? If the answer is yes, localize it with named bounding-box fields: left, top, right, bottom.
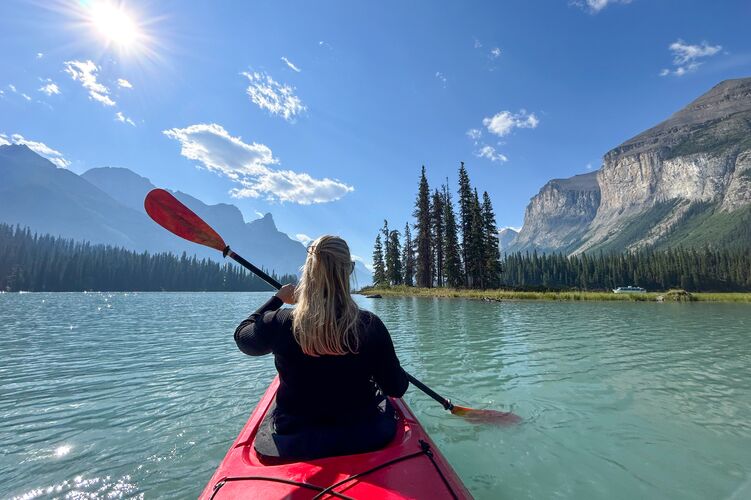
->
left=89, top=2, right=141, bottom=48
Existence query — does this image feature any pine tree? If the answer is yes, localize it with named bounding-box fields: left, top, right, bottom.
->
left=481, top=191, right=501, bottom=288
left=442, top=182, right=463, bottom=288
left=387, top=230, right=403, bottom=285
left=401, top=223, right=415, bottom=286
left=372, top=233, right=386, bottom=286
left=414, top=166, right=433, bottom=287
left=431, top=189, right=445, bottom=287
left=457, top=162, right=473, bottom=286
left=381, top=220, right=390, bottom=279
left=467, top=189, right=486, bottom=288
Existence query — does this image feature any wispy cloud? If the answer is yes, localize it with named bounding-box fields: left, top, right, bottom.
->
left=571, top=0, right=632, bottom=14
left=38, top=80, right=61, bottom=96
left=0, top=133, right=71, bottom=168
left=476, top=145, right=508, bottom=163
left=36, top=52, right=44, bottom=59
left=482, top=109, right=539, bottom=137
left=466, top=128, right=482, bottom=143
left=295, top=233, right=314, bottom=245
left=660, top=39, right=722, bottom=77
left=115, top=111, right=135, bottom=126
left=163, top=123, right=353, bottom=204
left=117, top=78, right=133, bottom=89
left=21, top=93, right=32, bottom=101
left=490, top=47, right=501, bottom=59
left=281, top=56, right=301, bottom=73
left=473, top=37, right=483, bottom=49
left=8, top=84, right=17, bottom=92
left=241, top=71, right=306, bottom=122
left=435, top=71, right=447, bottom=87
left=64, top=60, right=115, bottom=106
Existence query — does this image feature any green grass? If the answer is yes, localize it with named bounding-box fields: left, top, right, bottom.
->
left=358, top=286, right=751, bottom=303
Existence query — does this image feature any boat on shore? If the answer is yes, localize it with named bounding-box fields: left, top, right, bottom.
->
left=612, top=286, right=646, bottom=294
left=200, top=376, right=471, bottom=499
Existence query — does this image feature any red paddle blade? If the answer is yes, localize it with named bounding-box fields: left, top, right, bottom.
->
left=451, top=405, right=521, bottom=425
left=144, top=188, right=227, bottom=252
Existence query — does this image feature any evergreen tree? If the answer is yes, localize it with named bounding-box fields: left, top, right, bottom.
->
left=442, top=182, right=463, bottom=288
left=381, top=220, right=390, bottom=279
left=431, top=189, right=445, bottom=287
left=372, top=233, right=386, bottom=286
left=387, top=229, right=403, bottom=285
left=466, top=189, right=487, bottom=288
left=457, top=162, right=473, bottom=286
left=481, top=191, right=501, bottom=288
left=413, top=166, right=433, bottom=287
left=401, top=223, right=415, bottom=286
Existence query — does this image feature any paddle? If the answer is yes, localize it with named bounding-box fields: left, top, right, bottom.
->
left=144, top=188, right=520, bottom=425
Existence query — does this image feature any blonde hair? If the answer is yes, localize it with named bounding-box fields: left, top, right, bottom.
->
left=293, top=235, right=360, bottom=356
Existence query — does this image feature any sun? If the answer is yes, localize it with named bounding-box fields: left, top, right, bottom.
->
left=89, top=2, right=141, bottom=48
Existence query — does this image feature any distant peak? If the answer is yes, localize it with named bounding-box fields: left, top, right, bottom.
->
left=262, top=212, right=273, bottom=220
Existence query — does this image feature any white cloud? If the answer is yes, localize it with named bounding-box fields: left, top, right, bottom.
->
left=281, top=56, right=301, bottom=73
left=660, top=40, right=722, bottom=77
left=571, top=0, right=632, bottom=13
left=115, top=111, right=135, bottom=126
left=435, top=71, right=447, bottom=86
left=1, top=133, right=71, bottom=168
left=8, top=84, right=17, bottom=92
left=21, top=93, right=32, bottom=101
left=163, top=123, right=353, bottom=204
left=64, top=60, right=116, bottom=106
left=295, top=233, right=313, bottom=245
left=241, top=71, right=306, bottom=122
left=490, top=47, right=501, bottom=59
left=466, top=128, right=482, bottom=142
left=473, top=38, right=483, bottom=49
left=476, top=145, right=508, bottom=163
left=482, top=109, right=539, bottom=137
left=36, top=52, right=44, bottom=59
left=38, top=81, right=61, bottom=96
left=117, top=78, right=133, bottom=89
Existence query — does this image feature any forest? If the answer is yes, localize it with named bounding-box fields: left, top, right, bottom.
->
left=0, top=223, right=296, bottom=292
left=372, top=163, right=751, bottom=292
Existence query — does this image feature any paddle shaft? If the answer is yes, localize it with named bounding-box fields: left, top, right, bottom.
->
left=225, top=248, right=453, bottom=411
left=223, top=246, right=282, bottom=290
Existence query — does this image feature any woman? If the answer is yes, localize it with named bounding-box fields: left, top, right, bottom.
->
left=234, top=235, right=408, bottom=460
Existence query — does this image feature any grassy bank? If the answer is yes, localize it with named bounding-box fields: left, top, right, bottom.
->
left=357, top=286, right=751, bottom=303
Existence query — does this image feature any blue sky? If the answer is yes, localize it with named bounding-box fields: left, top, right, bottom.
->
left=1, top=0, right=750, bottom=268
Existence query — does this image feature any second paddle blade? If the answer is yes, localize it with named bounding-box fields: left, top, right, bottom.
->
left=144, top=188, right=227, bottom=252
left=451, top=405, right=522, bottom=425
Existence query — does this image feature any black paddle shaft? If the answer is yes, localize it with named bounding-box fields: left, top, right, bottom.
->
left=223, top=246, right=282, bottom=290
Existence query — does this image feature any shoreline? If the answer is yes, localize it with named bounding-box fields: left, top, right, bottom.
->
left=357, top=286, right=751, bottom=303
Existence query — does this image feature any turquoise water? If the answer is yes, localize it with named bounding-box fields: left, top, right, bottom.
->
left=1, top=292, right=750, bottom=499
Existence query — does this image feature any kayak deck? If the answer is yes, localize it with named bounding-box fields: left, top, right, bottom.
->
left=200, top=377, right=472, bottom=499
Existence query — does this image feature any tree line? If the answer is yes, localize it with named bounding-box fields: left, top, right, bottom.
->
left=373, top=162, right=500, bottom=288
left=0, top=223, right=296, bottom=292
left=372, top=163, right=751, bottom=292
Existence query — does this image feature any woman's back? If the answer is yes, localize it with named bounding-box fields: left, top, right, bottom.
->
left=235, top=304, right=407, bottom=423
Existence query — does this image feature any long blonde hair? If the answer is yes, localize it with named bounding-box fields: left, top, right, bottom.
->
left=293, top=235, right=360, bottom=356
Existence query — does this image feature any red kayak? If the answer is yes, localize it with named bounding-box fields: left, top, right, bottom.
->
left=200, top=376, right=473, bottom=499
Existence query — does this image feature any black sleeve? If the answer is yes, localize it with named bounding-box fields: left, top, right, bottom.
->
left=368, top=314, right=409, bottom=398
left=234, top=296, right=284, bottom=356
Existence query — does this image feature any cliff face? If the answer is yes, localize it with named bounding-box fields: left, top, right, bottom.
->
left=513, top=77, right=751, bottom=254
left=508, top=172, right=600, bottom=254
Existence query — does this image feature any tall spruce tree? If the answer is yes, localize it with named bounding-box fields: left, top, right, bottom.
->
left=381, top=220, right=390, bottom=279
left=442, top=182, right=463, bottom=288
left=481, top=191, right=501, bottom=288
left=431, top=189, right=445, bottom=287
left=372, top=233, right=386, bottom=286
left=414, top=166, right=432, bottom=287
left=401, top=223, right=415, bottom=286
left=467, top=188, right=487, bottom=288
left=386, top=229, right=402, bottom=285
left=457, top=162, right=473, bottom=286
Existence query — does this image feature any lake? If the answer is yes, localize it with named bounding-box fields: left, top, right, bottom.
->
left=1, top=292, right=750, bottom=499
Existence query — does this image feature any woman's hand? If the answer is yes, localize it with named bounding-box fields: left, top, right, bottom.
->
left=275, top=283, right=296, bottom=304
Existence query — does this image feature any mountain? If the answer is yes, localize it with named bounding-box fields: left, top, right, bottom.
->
left=511, top=77, right=751, bottom=254
left=498, top=228, right=519, bottom=253
left=0, top=147, right=373, bottom=284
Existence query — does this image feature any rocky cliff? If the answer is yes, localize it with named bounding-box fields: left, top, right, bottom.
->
left=512, top=77, right=751, bottom=254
